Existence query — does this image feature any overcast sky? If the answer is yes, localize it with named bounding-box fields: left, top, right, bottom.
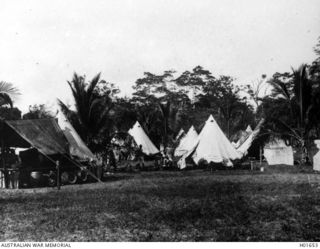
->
left=0, top=0, right=319, bottom=113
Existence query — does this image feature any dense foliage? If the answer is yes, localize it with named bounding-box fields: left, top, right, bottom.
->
left=0, top=38, right=319, bottom=159
left=58, top=35, right=320, bottom=156
left=256, top=47, right=320, bottom=159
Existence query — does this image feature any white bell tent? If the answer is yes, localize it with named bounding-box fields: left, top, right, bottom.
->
left=177, top=115, right=241, bottom=169
left=128, top=121, right=159, bottom=155
left=174, top=126, right=198, bottom=157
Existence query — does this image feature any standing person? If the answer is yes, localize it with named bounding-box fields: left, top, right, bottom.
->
left=161, top=150, right=166, bottom=168
left=136, top=144, right=145, bottom=169
left=7, top=149, right=19, bottom=188
left=108, top=148, right=117, bottom=171
left=11, top=154, right=21, bottom=189
left=166, top=147, right=174, bottom=167
left=95, top=153, right=104, bottom=180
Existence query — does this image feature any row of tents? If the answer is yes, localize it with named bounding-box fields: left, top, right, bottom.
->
left=0, top=112, right=296, bottom=177
left=130, top=114, right=295, bottom=169
left=0, top=112, right=298, bottom=189
left=47, top=113, right=296, bottom=169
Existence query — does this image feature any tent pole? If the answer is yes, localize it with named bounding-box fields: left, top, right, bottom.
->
left=56, top=160, right=60, bottom=190
left=259, top=146, right=262, bottom=166
left=1, top=137, right=8, bottom=188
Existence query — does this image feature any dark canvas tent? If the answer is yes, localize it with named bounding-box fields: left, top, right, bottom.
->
left=2, top=119, right=69, bottom=155
left=0, top=119, right=70, bottom=188
left=0, top=118, right=100, bottom=188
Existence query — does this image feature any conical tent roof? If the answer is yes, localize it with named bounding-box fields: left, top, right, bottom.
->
left=174, top=126, right=198, bottom=157
left=245, top=125, right=253, bottom=133
left=181, top=115, right=240, bottom=167
left=128, top=121, right=159, bottom=155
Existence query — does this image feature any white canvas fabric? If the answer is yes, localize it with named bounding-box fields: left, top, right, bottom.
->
left=234, top=138, right=242, bottom=149
left=175, top=128, right=186, bottom=141
left=237, top=132, right=256, bottom=156
left=177, top=115, right=241, bottom=169
left=233, top=130, right=250, bottom=149
left=263, top=139, right=294, bottom=165
left=192, top=115, right=241, bottom=164
left=313, top=140, right=320, bottom=171
left=128, top=121, right=159, bottom=155
left=237, top=119, right=264, bottom=156
left=245, top=125, right=253, bottom=133
left=174, top=126, right=198, bottom=157
left=57, top=112, right=96, bottom=160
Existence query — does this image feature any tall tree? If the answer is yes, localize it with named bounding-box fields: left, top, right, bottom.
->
left=111, top=97, right=137, bottom=133
left=240, top=74, right=267, bottom=113
left=261, top=64, right=319, bottom=162
left=58, top=73, right=114, bottom=151
left=198, top=75, right=254, bottom=138
left=0, top=107, right=21, bottom=120
left=132, top=70, right=189, bottom=147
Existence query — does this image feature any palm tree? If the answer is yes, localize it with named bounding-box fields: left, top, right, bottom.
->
left=0, top=81, right=20, bottom=108
left=292, top=65, right=312, bottom=133
left=58, top=73, right=114, bottom=151
left=265, top=65, right=317, bottom=163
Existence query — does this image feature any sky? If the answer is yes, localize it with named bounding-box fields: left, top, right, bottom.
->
left=0, top=0, right=319, bottom=113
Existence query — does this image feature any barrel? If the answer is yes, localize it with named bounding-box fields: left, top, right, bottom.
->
left=30, top=171, right=43, bottom=186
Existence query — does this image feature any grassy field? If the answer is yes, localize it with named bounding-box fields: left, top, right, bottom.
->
left=1, top=165, right=320, bottom=241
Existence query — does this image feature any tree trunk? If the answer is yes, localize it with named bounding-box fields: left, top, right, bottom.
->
left=164, top=118, right=167, bottom=148
left=227, top=119, right=230, bottom=139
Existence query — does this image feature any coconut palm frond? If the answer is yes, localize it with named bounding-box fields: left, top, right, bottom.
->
left=290, top=64, right=313, bottom=130
left=61, top=73, right=115, bottom=150
left=57, top=99, right=73, bottom=118
left=268, top=79, right=291, bottom=100
left=0, top=93, right=13, bottom=107
left=0, top=81, right=20, bottom=107
left=87, top=73, right=101, bottom=98
left=0, top=81, right=20, bottom=96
